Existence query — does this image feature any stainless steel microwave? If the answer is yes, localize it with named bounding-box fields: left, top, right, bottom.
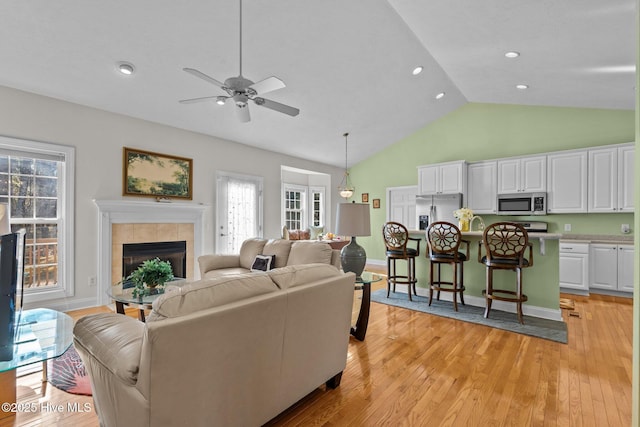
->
left=496, top=192, right=547, bottom=215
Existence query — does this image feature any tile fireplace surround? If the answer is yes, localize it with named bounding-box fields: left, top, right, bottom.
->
left=94, top=199, right=207, bottom=306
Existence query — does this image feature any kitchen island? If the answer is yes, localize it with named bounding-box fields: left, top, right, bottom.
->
left=409, top=229, right=563, bottom=321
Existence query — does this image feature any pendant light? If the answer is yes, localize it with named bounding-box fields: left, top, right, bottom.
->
left=338, top=132, right=354, bottom=199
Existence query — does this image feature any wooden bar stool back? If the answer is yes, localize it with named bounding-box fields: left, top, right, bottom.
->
left=382, top=222, right=420, bottom=301
left=478, top=222, right=533, bottom=324
left=425, top=221, right=469, bottom=311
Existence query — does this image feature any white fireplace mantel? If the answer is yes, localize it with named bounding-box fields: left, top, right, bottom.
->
left=94, top=199, right=208, bottom=305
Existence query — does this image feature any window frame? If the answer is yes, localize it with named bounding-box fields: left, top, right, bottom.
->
left=282, top=184, right=308, bottom=231
left=0, top=136, right=75, bottom=303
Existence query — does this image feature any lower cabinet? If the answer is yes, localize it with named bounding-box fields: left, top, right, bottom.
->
left=559, top=242, right=589, bottom=292
left=590, top=243, right=634, bottom=293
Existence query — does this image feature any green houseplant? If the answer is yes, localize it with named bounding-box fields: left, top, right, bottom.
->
left=127, top=257, right=175, bottom=298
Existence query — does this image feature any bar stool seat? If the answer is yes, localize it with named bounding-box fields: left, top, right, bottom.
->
left=478, top=222, right=533, bottom=324
left=425, top=221, right=469, bottom=311
left=382, top=222, right=420, bottom=301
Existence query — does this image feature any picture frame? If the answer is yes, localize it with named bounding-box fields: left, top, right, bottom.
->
left=373, top=199, right=380, bottom=209
left=362, top=193, right=369, bottom=203
left=123, top=147, right=193, bottom=200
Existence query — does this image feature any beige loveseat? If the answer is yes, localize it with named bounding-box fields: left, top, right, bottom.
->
left=74, top=263, right=355, bottom=427
left=198, top=238, right=341, bottom=279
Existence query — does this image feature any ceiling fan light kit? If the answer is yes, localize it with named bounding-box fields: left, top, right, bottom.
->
left=179, top=0, right=299, bottom=122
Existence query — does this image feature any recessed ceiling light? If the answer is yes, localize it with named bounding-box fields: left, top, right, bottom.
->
left=216, top=96, right=227, bottom=105
left=516, top=84, right=529, bottom=90
left=117, top=62, right=135, bottom=75
left=435, top=92, right=446, bottom=100
left=412, top=66, right=423, bottom=75
left=505, top=51, right=520, bottom=58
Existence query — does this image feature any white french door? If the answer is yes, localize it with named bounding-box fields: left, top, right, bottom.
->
left=216, top=172, right=263, bottom=254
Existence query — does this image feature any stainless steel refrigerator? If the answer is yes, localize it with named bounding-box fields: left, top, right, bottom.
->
left=416, top=193, right=463, bottom=230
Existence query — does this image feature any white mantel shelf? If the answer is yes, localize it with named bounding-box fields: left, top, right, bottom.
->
left=94, top=199, right=209, bottom=305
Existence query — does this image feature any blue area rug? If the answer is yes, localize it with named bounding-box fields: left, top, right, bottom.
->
left=371, top=289, right=568, bottom=344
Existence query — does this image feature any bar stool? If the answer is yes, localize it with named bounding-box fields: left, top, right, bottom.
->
left=425, top=221, right=469, bottom=311
left=382, top=222, right=421, bottom=301
left=478, top=222, right=533, bottom=324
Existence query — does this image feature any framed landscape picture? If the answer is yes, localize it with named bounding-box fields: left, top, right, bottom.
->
left=123, top=147, right=193, bottom=199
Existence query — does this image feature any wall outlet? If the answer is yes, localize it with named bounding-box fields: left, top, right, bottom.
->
left=88, top=276, right=97, bottom=287
left=621, top=224, right=630, bottom=234
left=564, top=224, right=572, bottom=232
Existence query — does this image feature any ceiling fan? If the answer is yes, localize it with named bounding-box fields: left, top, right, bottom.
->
left=179, top=0, right=299, bottom=123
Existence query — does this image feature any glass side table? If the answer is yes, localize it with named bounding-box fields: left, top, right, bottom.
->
left=351, top=272, right=383, bottom=341
left=0, top=308, right=74, bottom=420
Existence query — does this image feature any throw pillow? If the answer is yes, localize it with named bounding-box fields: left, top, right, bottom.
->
left=251, top=254, right=276, bottom=272
left=309, top=226, right=324, bottom=240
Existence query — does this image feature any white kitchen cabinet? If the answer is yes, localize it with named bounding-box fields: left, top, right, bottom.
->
left=588, top=144, right=634, bottom=213
left=497, top=155, right=546, bottom=194
left=559, top=241, right=589, bottom=292
left=418, top=161, right=466, bottom=195
left=466, top=161, right=497, bottom=214
left=590, top=243, right=634, bottom=293
left=546, top=150, right=588, bottom=213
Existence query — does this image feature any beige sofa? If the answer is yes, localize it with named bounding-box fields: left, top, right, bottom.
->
left=74, top=263, right=355, bottom=427
left=198, top=238, right=341, bottom=279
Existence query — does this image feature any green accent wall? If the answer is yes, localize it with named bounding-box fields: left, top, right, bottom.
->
left=349, top=102, right=635, bottom=310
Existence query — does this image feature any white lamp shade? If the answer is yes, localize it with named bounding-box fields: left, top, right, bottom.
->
left=0, top=203, right=9, bottom=235
left=335, top=203, right=371, bottom=237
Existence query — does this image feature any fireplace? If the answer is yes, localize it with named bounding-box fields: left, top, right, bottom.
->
left=122, top=241, right=187, bottom=286
left=94, top=199, right=207, bottom=306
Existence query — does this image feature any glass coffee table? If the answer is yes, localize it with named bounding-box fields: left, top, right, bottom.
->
left=108, top=279, right=184, bottom=321
left=351, top=272, right=383, bottom=341
left=0, top=308, right=74, bottom=419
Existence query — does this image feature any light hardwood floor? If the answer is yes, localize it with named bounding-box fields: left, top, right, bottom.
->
left=2, top=272, right=633, bottom=426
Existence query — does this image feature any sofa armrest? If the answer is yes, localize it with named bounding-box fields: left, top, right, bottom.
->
left=198, top=254, right=241, bottom=276
left=73, top=313, right=145, bottom=385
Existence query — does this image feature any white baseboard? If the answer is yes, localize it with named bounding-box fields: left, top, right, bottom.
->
left=386, top=284, right=563, bottom=322
left=367, top=258, right=386, bottom=267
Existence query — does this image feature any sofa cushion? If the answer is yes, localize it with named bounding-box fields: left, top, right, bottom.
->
left=287, top=241, right=333, bottom=266
left=239, top=239, right=268, bottom=270
left=262, top=239, right=292, bottom=269
left=149, top=273, right=279, bottom=320
left=267, top=263, right=340, bottom=290
left=202, top=267, right=251, bottom=279
left=73, top=313, right=145, bottom=385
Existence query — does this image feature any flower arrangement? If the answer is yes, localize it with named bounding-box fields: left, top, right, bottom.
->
left=126, top=257, right=174, bottom=298
left=453, top=207, right=474, bottom=221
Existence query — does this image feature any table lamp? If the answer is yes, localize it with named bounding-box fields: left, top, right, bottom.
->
left=335, top=202, right=371, bottom=279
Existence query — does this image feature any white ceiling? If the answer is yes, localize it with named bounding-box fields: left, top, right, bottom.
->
left=0, top=0, right=635, bottom=167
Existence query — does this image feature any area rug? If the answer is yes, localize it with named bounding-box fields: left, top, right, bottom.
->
left=48, top=344, right=92, bottom=396
left=371, top=289, right=568, bottom=344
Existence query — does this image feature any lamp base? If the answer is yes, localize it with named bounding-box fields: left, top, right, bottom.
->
left=340, top=236, right=367, bottom=279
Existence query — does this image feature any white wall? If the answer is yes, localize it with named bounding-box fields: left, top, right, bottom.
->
left=0, top=85, right=344, bottom=310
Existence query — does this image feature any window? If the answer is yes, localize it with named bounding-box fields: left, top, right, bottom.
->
left=310, top=187, right=325, bottom=227
left=0, top=136, right=75, bottom=302
left=284, top=185, right=306, bottom=230
left=282, top=184, right=326, bottom=230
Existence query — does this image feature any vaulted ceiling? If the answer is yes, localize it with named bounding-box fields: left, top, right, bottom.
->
left=0, top=0, right=635, bottom=167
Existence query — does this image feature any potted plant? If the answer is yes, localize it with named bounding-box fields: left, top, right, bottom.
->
left=127, top=257, right=175, bottom=298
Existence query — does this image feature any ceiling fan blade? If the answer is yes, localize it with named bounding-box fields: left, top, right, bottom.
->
left=183, top=68, right=225, bottom=88
left=179, top=96, right=220, bottom=104
left=254, top=97, right=300, bottom=117
left=236, top=104, right=251, bottom=123
left=249, top=76, right=285, bottom=95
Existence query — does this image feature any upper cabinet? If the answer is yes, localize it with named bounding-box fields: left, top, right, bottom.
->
left=497, top=155, right=546, bottom=194
left=418, top=161, right=466, bottom=195
left=466, top=161, right=497, bottom=214
left=547, top=150, right=588, bottom=213
left=588, top=144, right=634, bottom=213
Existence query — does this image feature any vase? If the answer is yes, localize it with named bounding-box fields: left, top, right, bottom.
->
left=459, top=219, right=470, bottom=232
